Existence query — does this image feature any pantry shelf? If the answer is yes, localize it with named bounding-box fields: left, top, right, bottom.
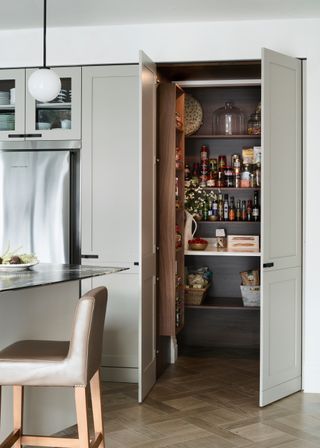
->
left=186, top=134, right=261, bottom=139
left=185, top=247, right=261, bottom=256
left=185, top=296, right=260, bottom=310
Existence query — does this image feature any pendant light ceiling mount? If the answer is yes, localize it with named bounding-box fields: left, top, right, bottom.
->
left=28, top=0, right=61, bottom=103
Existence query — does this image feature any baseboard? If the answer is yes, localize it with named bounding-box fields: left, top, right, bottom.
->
left=101, top=366, right=138, bottom=383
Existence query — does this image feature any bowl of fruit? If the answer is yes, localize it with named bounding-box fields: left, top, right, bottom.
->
left=0, top=245, right=38, bottom=271
left=188, top=237, right=208, bottom=251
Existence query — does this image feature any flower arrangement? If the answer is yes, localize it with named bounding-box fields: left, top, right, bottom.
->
left=185, top=186, right=217, bottom=220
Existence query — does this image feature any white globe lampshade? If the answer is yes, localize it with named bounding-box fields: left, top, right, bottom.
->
left=28, top=68, right=61, bottom=102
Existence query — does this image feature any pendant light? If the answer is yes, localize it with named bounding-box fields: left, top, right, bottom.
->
left=28, top=0, right=61, bottom=102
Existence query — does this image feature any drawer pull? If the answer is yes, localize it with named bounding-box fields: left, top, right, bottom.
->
left=81, top=254, right=99, bottom=259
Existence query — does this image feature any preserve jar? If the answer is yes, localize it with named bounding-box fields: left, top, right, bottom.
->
left=212, top=101, right=245, bottom=135
left=247, top=112, right=261, bottom=135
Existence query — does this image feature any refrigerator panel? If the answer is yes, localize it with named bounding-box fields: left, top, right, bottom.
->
left=0, top=151, right=70, bottom=263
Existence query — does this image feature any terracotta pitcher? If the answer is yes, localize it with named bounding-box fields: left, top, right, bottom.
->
left=184, top=210, right=198, bottom=248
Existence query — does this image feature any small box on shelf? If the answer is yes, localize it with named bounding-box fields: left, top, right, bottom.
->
left=227, top=235, right=259, bottom=252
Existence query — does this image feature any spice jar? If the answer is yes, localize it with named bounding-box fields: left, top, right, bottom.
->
left=240, top=164, right=251, bottom=188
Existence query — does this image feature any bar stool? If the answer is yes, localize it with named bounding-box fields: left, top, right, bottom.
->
left=0, top=286, right=108, bottom=448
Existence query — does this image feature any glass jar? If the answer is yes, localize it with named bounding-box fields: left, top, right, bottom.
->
left=247, top=112, right=261, bottom=135
left=212, top=101, right=245, bottom=135
left=240, top=164, right=251, bottom=188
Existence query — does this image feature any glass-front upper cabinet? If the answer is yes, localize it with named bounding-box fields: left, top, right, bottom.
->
left=26, top=66, right=81, bottom=140
left=0, top=69, right=25, bottom=141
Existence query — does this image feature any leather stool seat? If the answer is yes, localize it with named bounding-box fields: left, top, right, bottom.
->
left=0, top=286, right=108, bottom=448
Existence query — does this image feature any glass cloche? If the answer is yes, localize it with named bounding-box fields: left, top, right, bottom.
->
left=212, top=101, right=245, bottom=135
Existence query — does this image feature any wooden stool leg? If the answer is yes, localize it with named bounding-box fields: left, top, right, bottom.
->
left=75, top=386, right=90, bottom=448
left=90, top=370, right=105, bottom=448
left=13, top=386, right=24, bottom=448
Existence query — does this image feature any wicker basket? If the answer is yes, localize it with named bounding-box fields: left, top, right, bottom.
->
left=184, top=284, right=210, bottom=306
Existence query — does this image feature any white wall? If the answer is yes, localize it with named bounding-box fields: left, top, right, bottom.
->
left=1, top=18, right=320, bottom=392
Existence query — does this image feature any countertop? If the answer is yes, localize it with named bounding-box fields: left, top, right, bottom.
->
left=0, top=263, right=126, bottom=292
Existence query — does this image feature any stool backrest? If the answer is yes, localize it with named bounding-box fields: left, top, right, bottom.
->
left=68, top=286, right=108, bottom=384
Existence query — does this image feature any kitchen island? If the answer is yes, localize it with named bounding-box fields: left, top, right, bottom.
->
left=0, top=264, right=125, bottom=442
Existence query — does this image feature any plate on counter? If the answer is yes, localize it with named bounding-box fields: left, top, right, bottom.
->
left=0, top=261, right=39, bottom=272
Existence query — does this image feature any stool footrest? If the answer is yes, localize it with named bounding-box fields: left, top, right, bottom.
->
left=0, top=430, right=20, bottom=448
left=91, top=433, right=103, bottom=448
left=21, top=436, right=78, bottom=448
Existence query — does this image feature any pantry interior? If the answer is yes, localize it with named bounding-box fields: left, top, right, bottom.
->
left=155, top=54, right=302, bottom=406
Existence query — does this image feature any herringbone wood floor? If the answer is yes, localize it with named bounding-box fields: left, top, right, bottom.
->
left=66, top=349, right=320, bottom=447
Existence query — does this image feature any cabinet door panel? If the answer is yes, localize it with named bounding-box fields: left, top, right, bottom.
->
left=81, top=65, right=139, bottom=262
left=26, top=67, right=81, bottom=140
left=82, top=272, right=139, bottom=370
left=138, top=51, right=157, bottom=402
left=260, top=48, right=302, bottom=407
left=262, top=48, right=302, bottom=270
left=0, top=69, right=25, bottom=141
left=261, top=267, right=301, bottom=405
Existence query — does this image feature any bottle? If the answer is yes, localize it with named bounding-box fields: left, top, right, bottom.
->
left=212, top=196, right=218, bottom=218
left=191, top=163, right=200, bottom=187
left=200, top=145, right=209, bottom=161
left=223, top=194, right=229, bottom=221
left=255, top=162, right=261, bottom=187
left=253, top=191, right=260, bottom=222
left=247, top=199, right=253, bottom=221
left=241, top=200, right=247, bottom=221
left=185, top=164, right=191, bottom=188
left=229, top=197, right=236, bottom=221
left=206, top=170, right=215, bottom=187
left=236, top=199, right=241, bottom=221
left=240, top=164, right=251, bottom=188
left=218, top=193, right=224, bottom=221
left=202, top=202, right=208, bottom=221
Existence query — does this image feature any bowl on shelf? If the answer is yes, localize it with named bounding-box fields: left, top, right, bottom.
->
left=188, top=238, right=208, bottom=251
left=36, top=122, right=51, bottom=130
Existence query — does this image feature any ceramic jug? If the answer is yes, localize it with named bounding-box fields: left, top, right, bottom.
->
left=184, top=210, right=198, bottom=248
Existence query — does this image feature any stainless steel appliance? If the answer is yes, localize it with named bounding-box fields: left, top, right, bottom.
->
left=0, top=141, right=80, bottom=264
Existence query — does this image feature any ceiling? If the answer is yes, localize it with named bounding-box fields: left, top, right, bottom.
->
left=1, top=0, right=320, bottom=30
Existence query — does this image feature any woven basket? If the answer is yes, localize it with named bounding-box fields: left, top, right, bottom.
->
left=184, top=284, right=210, bottom=306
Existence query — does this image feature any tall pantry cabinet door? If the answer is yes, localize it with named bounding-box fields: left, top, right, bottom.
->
left=260, top=48, right=302, bottom=406
left=138, top=51, right=157, bottom=402
left=81, top=65, right=139, bottom=262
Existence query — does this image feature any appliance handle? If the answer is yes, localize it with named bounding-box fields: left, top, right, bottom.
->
left=81, top=254, right=99, bottom=259
left=8, top=134, right=25, bottom=138
left=25, top=133, right=42, bottom=138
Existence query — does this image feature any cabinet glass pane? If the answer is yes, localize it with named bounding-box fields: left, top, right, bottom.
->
left=35, top=78, right=72, bottom=131
left=0, top=79, right=15, bottom=131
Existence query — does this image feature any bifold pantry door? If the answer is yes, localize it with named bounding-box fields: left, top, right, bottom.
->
left=138, top=51, right=157, bottom=402
left=260, top=48, right=302, bottom=406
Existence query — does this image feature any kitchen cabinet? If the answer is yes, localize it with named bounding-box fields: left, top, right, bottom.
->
left=156, top=48, right=302, bottom=407
left=0, top=66, right=81, bottom=141
left=81, top=59, right=157, bottom=403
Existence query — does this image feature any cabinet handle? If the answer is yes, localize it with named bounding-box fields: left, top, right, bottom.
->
left=81, top=254, right=99, bottom=259
left=263, top=262, right=274, bottom=268
left=25, top=133, right=42, bottom=138
left=8, top=134, right=25, bottom=138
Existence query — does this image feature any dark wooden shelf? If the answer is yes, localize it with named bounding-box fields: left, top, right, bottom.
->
left=186, top=134, right=261, bottom=139
left=198, top=220, right=260, bottom=224
left=202, top=187, right=261, bottom=191
left=186, top=296, right=260, bottom=310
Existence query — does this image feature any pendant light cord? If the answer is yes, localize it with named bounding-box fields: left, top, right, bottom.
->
left=43, top=0, right=47, bottom=68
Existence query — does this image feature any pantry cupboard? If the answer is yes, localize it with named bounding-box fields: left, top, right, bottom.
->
left=157, top=48, right=302, bottom=406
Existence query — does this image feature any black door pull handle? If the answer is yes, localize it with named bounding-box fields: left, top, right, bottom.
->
left=263, top=262, right=274, bottom=268
left=81, top=254, right=99, bottom=259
